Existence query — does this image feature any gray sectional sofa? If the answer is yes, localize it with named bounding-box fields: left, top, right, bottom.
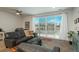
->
left=4, top=28, right=42, bottom=48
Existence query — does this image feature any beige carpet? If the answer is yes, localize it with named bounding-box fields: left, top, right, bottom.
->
left=42, top=38, right=73, bottom=52
left=0, top=38, right=73, bottom=52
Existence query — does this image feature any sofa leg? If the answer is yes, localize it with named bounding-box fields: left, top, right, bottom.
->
left=38, top=40, right=42, bottom=46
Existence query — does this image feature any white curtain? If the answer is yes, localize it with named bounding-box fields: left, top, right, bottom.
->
left=59, top=14, right=68, bottom=40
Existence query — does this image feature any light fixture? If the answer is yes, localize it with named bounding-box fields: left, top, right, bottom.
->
left=16, top=10, right=22, bottom=16
left=16, top=12, right=20, bottom=15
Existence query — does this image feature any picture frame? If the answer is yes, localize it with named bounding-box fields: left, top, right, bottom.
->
left=74, top=18, right=79, bottom=24
left=25, top=21, right=30, bottom=30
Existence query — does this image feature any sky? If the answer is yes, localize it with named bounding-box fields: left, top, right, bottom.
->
left=33, top=16, right=62, bottom=24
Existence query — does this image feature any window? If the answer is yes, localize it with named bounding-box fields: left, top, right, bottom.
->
left=32, top=16, right=62, bottom=38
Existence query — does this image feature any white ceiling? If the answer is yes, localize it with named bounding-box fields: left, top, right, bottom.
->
left=10, top=7, right=68, bottom=15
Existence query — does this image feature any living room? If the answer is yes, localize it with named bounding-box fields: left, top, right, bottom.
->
left=0, top=7, right=79, bottom=52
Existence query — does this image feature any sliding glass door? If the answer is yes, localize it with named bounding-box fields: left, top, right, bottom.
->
left=39, top=17, right=46, bottom=35
left=32, top=15, right=62, bottom=39
left=47, top=16, right=61, bottom=38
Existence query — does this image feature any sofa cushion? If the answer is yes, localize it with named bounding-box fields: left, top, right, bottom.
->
left=16, top=43, right=60, bottom=52
left=5, top=32, right=18, bottom=39
left=15, top=28, right=25, bottom=38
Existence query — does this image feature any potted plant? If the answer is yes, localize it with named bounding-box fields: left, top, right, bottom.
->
left=68, top=31, right=75, bottom=45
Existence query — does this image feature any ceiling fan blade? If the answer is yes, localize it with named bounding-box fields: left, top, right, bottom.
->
left=16, top=10, right=22, bottom=16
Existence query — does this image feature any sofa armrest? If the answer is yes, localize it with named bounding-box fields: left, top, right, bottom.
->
left=4, top=39, right=16, bottom=48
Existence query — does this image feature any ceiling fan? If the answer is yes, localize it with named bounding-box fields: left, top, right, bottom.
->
left=16, top=10, right=22, bottom=16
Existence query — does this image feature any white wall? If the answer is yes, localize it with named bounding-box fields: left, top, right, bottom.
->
left=0, top=11, right=22, bottom=32
left=67, top=7, right=79, bottom=32
left=72, top=8, right=79, bottom=32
